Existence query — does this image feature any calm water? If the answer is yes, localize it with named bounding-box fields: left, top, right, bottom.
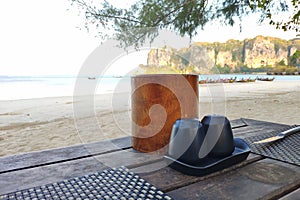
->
left=0, top=75, right=130, bottom=100
left=0, top=74, right=299, bottom=100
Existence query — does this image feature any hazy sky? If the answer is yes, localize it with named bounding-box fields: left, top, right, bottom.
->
left=0, top=0, right=297, bottom=76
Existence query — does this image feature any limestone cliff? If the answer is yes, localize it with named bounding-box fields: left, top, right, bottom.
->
left=146, top=35, right=300, bottom=73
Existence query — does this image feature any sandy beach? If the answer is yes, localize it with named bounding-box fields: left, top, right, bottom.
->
left=0, top=80, right=299, bottom=157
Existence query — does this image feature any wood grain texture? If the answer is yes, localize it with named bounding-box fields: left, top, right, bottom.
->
left=0, top=136, right=131, bottom=173
left=0, top=148, right=162, bottom=195
left=1, top=119, right=299, bottom=199
left=0, top=119, right=246, bottom=174
left=0, top=156, right=106, bottom=195
left=134, top=153, right=263, bottom=192
left=131, top=74, right=199, bottom=152
left=167, top=159, right=300, bottom=200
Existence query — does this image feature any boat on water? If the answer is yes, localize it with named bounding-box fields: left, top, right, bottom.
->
left=88, top=77, right=96, bottom=80
left=236, top=78, right=249, bottom=83
left=199, top=77, right=237, bottom=84
left=199, top=79, right=207, bottom=84
left=248, top=77, right=257, bottom=82
left=236, top=77, right=256, bottom=83
left=198, top=76, right=261, bottom=84
left=228, top=77, right=237, bottom=83
left=257, top=77, right=275, bottom=81
left=219, top=77, right=237, bottom=83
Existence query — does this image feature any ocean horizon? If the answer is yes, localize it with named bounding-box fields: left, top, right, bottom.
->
left=0, top=74, right=299, bottom=100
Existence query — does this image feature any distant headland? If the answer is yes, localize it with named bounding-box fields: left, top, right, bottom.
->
left=140, top=35, right=300, bottom=75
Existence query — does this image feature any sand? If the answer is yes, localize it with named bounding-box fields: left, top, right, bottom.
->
left=0, top=80, right=299, bottom=157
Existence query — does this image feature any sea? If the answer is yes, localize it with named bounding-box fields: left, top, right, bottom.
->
left=0, top=74, right=299, bottom=100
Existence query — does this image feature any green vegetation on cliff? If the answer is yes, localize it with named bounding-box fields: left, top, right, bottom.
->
left=146, top=36, right=300, bottom=74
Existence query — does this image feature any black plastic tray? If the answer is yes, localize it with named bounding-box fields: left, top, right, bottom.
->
left=164, top=138, right=250, bottom=176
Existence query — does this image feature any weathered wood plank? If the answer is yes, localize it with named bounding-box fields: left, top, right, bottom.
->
left=166, top=159, right=300, bottom=200
left=0, top=156, right=106, bottom=195
left=0, top=119, right=250, bottom=173
left=0, top=148, right=162, bottom=195
left=0, top=136, right=131, bottom=173
left=0, top=119, right=297, bottom=199
left=133, top=153, right=263, bottom=192
left=131, top=119, right=291, bottom=192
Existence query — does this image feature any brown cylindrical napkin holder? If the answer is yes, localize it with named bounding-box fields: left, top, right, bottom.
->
left=131, top=74, right=199, bottom=152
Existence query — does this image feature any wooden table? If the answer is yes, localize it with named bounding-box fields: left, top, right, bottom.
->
left=0, top=118, right=299, bottom=199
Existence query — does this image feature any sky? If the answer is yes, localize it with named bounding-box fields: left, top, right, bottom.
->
left=0, top=0, right=298, bottom=76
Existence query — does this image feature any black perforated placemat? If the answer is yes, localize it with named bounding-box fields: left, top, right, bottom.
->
left=0, top=166, right=173, bottom=200
left=244, top=125, right=300, bottom=166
